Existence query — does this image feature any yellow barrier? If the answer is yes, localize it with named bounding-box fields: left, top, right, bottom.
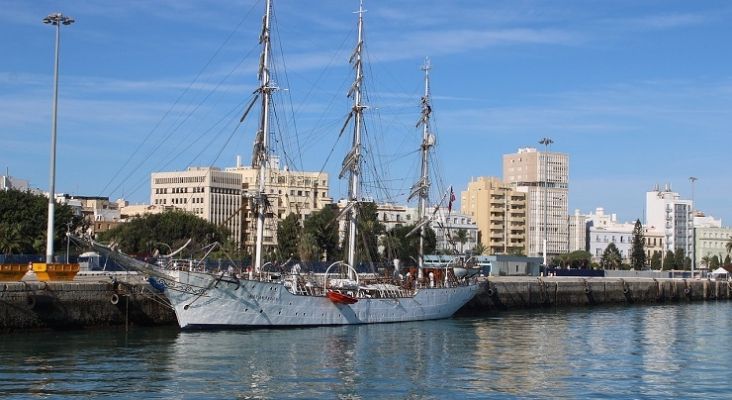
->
left=0, top=264, right=29, bottom=282
left=32, top=263, right=80, bottom=281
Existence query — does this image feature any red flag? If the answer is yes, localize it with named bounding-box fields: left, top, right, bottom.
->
left=448, top=186, right=455, bottom=212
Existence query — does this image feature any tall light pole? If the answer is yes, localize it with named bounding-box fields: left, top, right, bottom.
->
left=43, top=13, right=74, bottom=264
left=539, top=137, right=553, bottom=269
left=689, top=176, right=697, bottom=278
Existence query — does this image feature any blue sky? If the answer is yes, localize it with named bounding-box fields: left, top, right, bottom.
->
left=1, top=0, right=731, bottom=226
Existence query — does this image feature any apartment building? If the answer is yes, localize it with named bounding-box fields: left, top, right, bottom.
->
left=460, top=176, right=527, bottom=255
left=151, top=157, right=331, bottom=253
left=646, top=184, right=693, bottom=263
left=503, top=147, right=569, bottom=259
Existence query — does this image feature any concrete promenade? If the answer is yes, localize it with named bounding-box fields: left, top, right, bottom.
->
left=1, top=273, right=729, bottom=332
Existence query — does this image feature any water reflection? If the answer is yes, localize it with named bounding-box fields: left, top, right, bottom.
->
left=1, top=303, right=730, bottom=399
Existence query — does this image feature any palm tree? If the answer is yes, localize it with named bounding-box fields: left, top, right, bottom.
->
left=701, top=255, right=711, bottom=269
left=472, top=242, right=487, bottom=256
left=0, top=223, right=23, bottom=255
left=726, top=236, right=732, bottom=255
left=454, top=229, right=469, bottom=254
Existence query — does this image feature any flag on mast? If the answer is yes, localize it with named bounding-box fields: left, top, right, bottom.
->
left=448, top=185, right=455, bottom=213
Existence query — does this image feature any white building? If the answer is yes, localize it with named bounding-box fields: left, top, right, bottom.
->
left=645, top=184, right=693, bottom=263
left=585, top=207, right=635, bottom=263
left=431, top=208, right=478, bottom=254
left=0, top=171, right=29, bottom=192
left=693, top=213, right=728, bottom=269
left=568, top=209, right=586, bottom=252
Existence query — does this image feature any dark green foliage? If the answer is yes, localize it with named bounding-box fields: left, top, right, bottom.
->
left=630, top=219, right=646, bottom=270
left=673, top=248, right=686, bottom=270
left=97, top=210, right=228, bottom=254
left=552, top=250, right=592, bottom=269
left=353, top=202, right=385, bottom=262
left=0, top=189, right=81, bottom=255
left=381, top=224, right=436, bottom=262
left=662, top=250, right=675, bottom=270
left=471, top=242, right=487, bottom=256
left=454, top=228, right=469, bottom=253
left=600, top=242, right=622, bottom=270
left=276, top=212, right=301, bottom=260
left=302, top=206, right=340, bottom=261
left=650, top=251, right=662, bottom=270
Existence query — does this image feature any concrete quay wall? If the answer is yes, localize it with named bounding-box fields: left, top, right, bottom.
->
left=459, top=276, right=732, bottom=314
left=0, top=277, right=176, bottom=333
left=2, top=275, right=728, bottom=332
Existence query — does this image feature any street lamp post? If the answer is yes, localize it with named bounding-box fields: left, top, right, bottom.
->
left=689, top=176, right=697, bottom=278
left=43, top=13, right=74, bottom=264
left=539, top=137, right=553, bottom=269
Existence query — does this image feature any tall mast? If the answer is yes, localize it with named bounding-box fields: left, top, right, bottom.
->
left=252, top=0, right=274, bottom=272
left=416, top=58, right=433, bottom=280
left=340, top=1, right=367, bottom=268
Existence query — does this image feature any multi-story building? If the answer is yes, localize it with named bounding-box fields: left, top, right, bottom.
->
left=644, top=228, right=665, bottom=266
left=645, top=184, right=693, bottom=264
left=693, top=213, right=729, bottom=269
left=460, top=176, right=527, bottom=255
left=585, top=207, right=635, bottom=264
left=568, top=209, right=586, bottom=252
left=151, top=166, right=245, bottom=246
left=151, top=157, right=332, bottom=254
left=227, top=157, right=331, bottom=254
left=432, top=208, right=479, bottom=254
left=503, top=147, right=569, bottom=260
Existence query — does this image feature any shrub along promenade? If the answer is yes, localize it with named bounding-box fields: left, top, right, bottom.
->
left=0, top=272, right=729, bottom=332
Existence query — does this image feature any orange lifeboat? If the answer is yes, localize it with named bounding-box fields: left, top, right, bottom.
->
left=327, top=290, right=358, bottom=305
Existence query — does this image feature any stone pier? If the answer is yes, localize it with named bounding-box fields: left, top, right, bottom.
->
left=0, top=273, right=175, bottom=333
left=1, top=274, right=729, bottom=332
left=459, top=276, right=732, bottom=314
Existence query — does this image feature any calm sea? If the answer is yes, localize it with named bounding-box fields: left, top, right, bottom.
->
left=1, top=302, right=730, bottom=399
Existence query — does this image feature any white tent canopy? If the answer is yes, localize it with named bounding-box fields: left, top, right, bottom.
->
left=711, top=267, right=728, bottom=276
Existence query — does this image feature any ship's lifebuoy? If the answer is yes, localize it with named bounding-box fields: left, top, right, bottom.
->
left=684, top=288, right=690, bottom=295
left=622, top=287, right=629, bottom=294
left=110, top=293, right=120, bottom=305
left=486, top=288, right=494, bottom=297
left=584, top=287, right=591, bottom=294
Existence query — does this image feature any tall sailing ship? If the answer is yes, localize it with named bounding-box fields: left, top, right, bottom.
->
left=87, top=0, right=478, bottom=329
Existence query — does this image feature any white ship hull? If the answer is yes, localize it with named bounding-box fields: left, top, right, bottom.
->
left=158, top=271, right=477, bottom=328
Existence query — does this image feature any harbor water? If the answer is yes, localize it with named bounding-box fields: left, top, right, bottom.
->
left=1, top=302, right=730, bottom=399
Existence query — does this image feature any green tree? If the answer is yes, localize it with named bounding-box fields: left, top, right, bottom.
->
left=472, top=242, right=487, bottom=256
left=98, top=210, right=227, bottom=254
left=454, top=228, right=469, bottom=254
left=673, top=248, right=686, bottom=270
left=650, top=251, right=662, bottom=270
left=600, top=243, right=622, bottom=270
left=276, top=212, right=301, bottom=261
left=0, top=222, right=23, bottom=255
left=662, top=250, right=675, bottom=270
left=508, top=247, right=525, bottom=257
left=302, top=206, right=340, bottom=261
left=630, top=219, right=646, bottom=270
left=382, top=224, right=436, bottom=263
left=701, top=255, right=711, bottom=269
left=0, top=189, right=81, bottom=255
left=297, top=232, right=320, bottom=262
left=726, top=236, right=732, bottom=255
left=351, top=202, right=384, bottom=263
